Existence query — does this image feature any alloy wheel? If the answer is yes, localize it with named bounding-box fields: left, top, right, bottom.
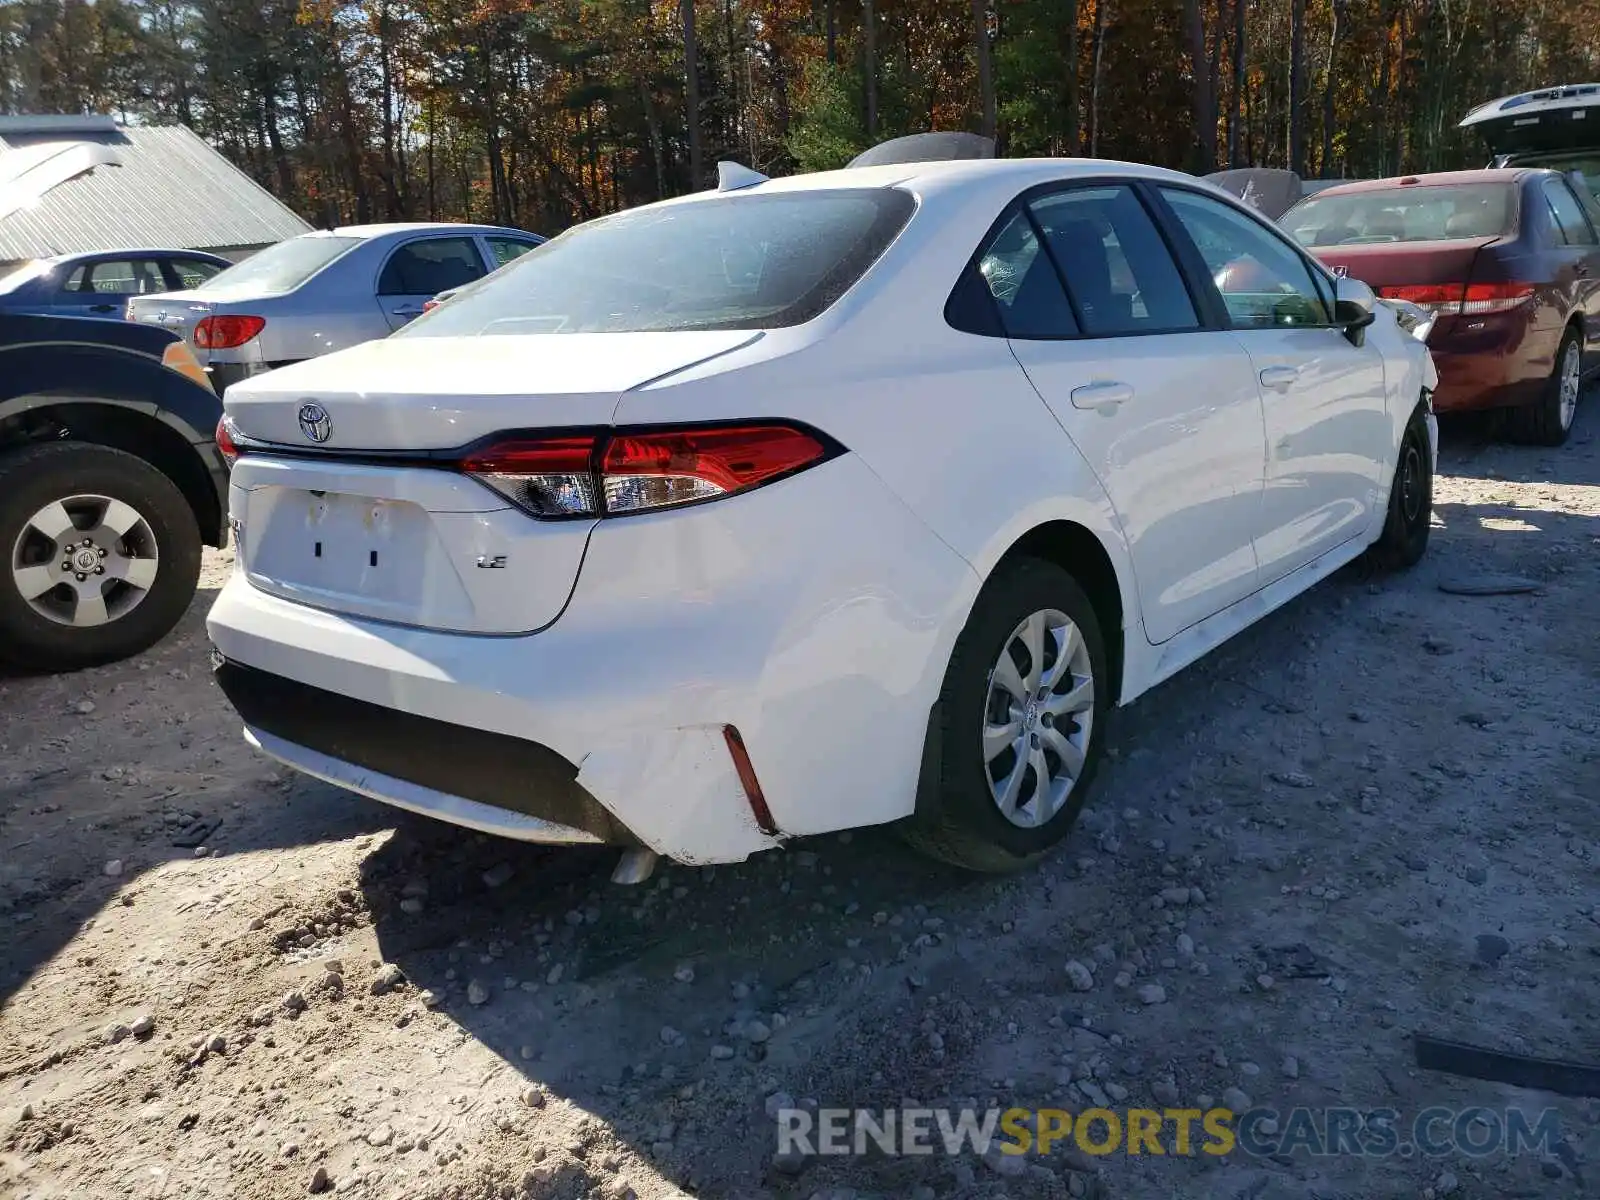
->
left=981, top=608, right=1095, bottom=829
left=9, top=494, right=160, bottom=627
left=1559, top=341, right=1581, bottom=432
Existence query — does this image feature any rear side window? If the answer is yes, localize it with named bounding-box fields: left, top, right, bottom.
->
left=169, top=257, right=225, bottom=289
left=378, top=237, right=486, bottom=295
left=1543, top=180, right=1597, bottom=246
left=973, top=210, right=1078, bottom=338
left=401, top=189, right=915, bottom=336
left=485, top=236, right=541, bottom=269
left=1028, top=187, right=1199, bottom=335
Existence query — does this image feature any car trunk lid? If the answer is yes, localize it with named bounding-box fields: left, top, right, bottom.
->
left=223, top=331, right=759, bottom=449
left=1308, top=237, right=1502, bottom=294
left=226, top=330, right=758, bottom=634
left=1461, top=85, right=1600, bottom=158
left=124, top=291, right=213, bottom=354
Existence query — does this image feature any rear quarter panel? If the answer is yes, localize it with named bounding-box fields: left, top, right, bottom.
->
left=612, top=176, right=1141, bottom=695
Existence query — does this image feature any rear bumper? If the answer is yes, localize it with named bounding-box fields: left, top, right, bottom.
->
left=214, top=658, right=632, bottom=844
left=1428, top=315, right=1556, bottom=412
left=206, top=453, right=978, bottom=864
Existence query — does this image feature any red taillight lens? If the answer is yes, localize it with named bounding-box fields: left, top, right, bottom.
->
left=1377, top=284, right=1463, bottom=311
left=600, top=425, right=829, bottom=514
left=422, top=298, right=441, bottom=313
left=461, top=435, right=601, bottom=517
left=461, top=424, right=835, bottom=519
left=1459, top=282, right=1535, bottom=314
left=215, top=415, right=241, bottom=468
left=1377, top=283, right=1534, bottom=315
left=194, top=315, right=266, bottom=349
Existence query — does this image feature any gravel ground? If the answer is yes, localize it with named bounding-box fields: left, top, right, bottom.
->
left=3, top=396, right=1599, bottom=1200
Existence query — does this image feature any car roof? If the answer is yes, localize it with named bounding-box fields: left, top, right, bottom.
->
left=645, top=156, right=1215, bottom=214
left=325, top=222, right=537, bottom=239
left=43, top=247, right=229, bottom=264
left=1306, top=169, right=1539, bottom=197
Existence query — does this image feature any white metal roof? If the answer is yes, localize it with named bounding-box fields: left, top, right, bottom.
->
left=0, top=120, right=311, bottom=261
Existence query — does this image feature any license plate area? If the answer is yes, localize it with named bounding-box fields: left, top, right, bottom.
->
left=245, top=489, right=441, bottom=616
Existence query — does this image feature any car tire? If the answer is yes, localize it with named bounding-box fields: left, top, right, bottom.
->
left=1366, top=403, right=1433, bottom=571
left=900, top=558, right=1110, bottom=873
left=1507, top=326, right=1582, bottom=447
left=0, top=441, right=202, bottom=672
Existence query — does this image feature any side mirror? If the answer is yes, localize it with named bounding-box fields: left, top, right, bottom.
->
left=1332, top=275, right=1376, bottom=345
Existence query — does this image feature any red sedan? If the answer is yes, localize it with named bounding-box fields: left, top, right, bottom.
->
left=1283, top=169, right=1599, bottom=444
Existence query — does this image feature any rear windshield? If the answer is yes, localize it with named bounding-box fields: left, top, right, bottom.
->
left=195, top=235, right=361, bottom=295
left=0, top=259, right=49, bottom=295
left=1285, top=184, right=1514, bottom=247
left=399, top=189, right=916, bottom=337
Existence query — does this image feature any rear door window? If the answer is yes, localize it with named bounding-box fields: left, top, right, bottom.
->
left=66, top=259, right=167, bottom=296
left=1543, top=179, right=1598, bottom=246
left=1026, top=186, right=1199, bottom=336
left=378, top=237, right=488, bottom=296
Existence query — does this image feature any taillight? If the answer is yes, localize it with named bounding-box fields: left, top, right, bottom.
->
left=461, top=423, right=837, bottom=519
left=1459, top=282, right=1535, bottom=314
left=421, top=298, right=441, bottom=313
left=215, top=415, right=242, bottom=469
left=460, top=435, right=600, bottom=517
left=194, top=315, right=266, bottom=349
left=1377, top=283, right=1533, bottom=315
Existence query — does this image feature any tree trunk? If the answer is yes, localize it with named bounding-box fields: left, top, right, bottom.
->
left=1089, top=0, right=1108, bottom=156
left=1183, top=0, right=1216, bottom=172
left=681, top=0, right=703, bottom=188
left=1060, top=0, right=1080, bottom=154
left=1320, top=0, right=1339, bottom=176
left=863, top=0, right=878, bottom=139
left=1288, top=0, right=1306, bottom=174
left=640, top=78, right=666, bottom=200
left=1227, top=0, right=1245, bottom=166
left=971, top=0, right=995, bottom=141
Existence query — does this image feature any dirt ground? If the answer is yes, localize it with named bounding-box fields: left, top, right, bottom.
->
left=3, top=395, right=1599, bottom=1200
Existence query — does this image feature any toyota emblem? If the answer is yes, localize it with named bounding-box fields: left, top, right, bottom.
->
left=298, top=402, right=332, bottom=444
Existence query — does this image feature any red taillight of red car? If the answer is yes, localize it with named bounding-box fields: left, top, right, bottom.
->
left=1378, top=282, right=1534, bottom=316
left=194, top=315, right=266, bottom=349
left=461, top=424, right=836, bottom=519
left=421, top=298, right=441, bottom=313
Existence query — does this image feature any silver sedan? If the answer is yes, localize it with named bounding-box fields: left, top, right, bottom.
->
left=126, top=222, right=544, bottom=392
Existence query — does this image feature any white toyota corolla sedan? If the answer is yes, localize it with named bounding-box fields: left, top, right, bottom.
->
left=208, top=152, right=1438, bottom=878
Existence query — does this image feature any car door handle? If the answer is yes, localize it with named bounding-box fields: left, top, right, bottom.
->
left=1069, top=381, right=1134, bottom=411
left=89, top=303, right=116, bottom=313
left=1259, top=366, right=1300, bottom=391
left=391, top=305, right=425, bottom=317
